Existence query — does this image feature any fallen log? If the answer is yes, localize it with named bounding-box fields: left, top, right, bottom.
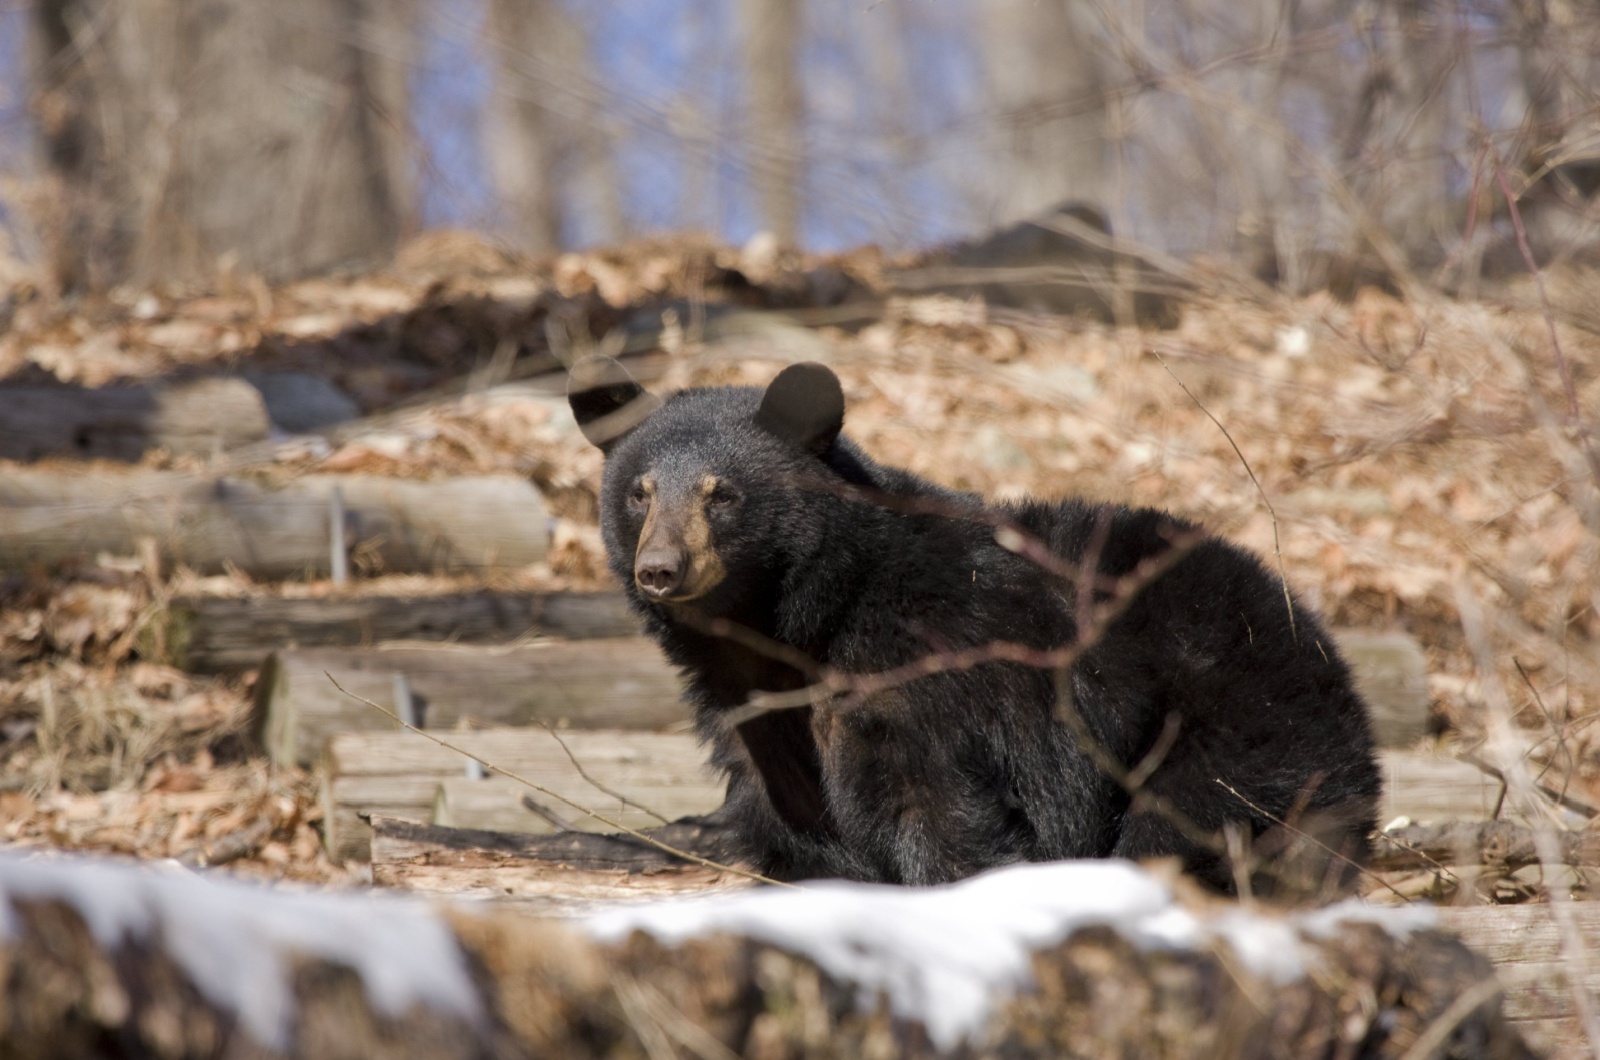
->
left=0, top=853, right=494, bottom=1059
left=433, top=775, right=722, bottom=835
left=1441, top=903, right=1600, bottom=1057
left=261, top=638, right=686, bottom=769
left=1374, top=820, right=1600, bottom=872
left=0, top=850, right=1524, bottom=1059
left=884, top=203, right=1186, bottom=327
left=0, top=378, right=270, bottom=461
left=0, top=469, right=548, bottom=578
left=1335, top=629, right=1431, bottom=748
left=339, top=739, right=1511, bottom=868
left=166, top=590, right=638, bottom=672
left=1379, top=750, right=1504, bottom=824
left=350, top=739, right=1536, bottom=871
left=369, top=812, right=747, bottom=912
left=246, top=621, right=1424, bottom=755
left=321, top=728, right=717, bottom=863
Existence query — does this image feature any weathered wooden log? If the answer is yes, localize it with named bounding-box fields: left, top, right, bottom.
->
left=1334, top=629, right=1431, bottom=748
left=371, top=739, right=1536, bottom=871
left=433, top=776, right=722, bottom=835
left=1441, top=903, right=1600, bottom=1058
left=369, top=812, right=741, bottom=877
left=337, top=740, right=1510, bottom=868
left=1374, top=820, right=1600, bottom=872
left=271, top=630, right=1423, bottom=772
left=885, top=203, right=1187, bottom=327
left=349, top=745, right=1522, bottom=869
left=0, top=469, right=548, bottom=577
left=1379, top=750, right=1503, bottom=824
left=261, top=638, right=685, bottom=769
left=321, top=728, right=716, bottom=863
left=252, top=626, right=1421, bottom=750
left=369, top=812, right=747, bottom=912
left=166, top=590, right=638, bottom=672
left=0, top=378, right=271, bottom=461
left=0, top=851, right=509, bottom=1058
left=1, top=851, right=1526, bottom=1059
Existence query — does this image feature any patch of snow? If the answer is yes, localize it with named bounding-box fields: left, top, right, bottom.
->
left=586, top=859, right=1432, bottom=1049
left=0, top=854, right=480, bottom=1051
left=1298, top=897, right=1436, bottom=941
left=1211, top=909, right=1309, bottom=983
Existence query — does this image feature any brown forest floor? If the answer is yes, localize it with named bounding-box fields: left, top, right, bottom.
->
left=0, top=230, right=1597, bottom=887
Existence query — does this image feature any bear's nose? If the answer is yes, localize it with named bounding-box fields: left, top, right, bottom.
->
left=635, top=547, right=687, bottom=598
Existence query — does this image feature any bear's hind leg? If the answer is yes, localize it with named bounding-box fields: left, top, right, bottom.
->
left=1109, top=807, right=1238, bottom=893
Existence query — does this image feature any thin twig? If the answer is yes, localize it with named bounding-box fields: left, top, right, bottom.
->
left=177, top=815, right=274, bottom=868
left=1454, top=577, right=1600, bottom=1053
left=1369, top=829, right=1467, bottom=887
left=726, top=527, right=1207, bottom=721
left=325, top=672, right=793, bottom=889
left=1513, top=657, right=1576, bottom=809
left=519, top=794, right=579, bottom=833
left=539, top=721, right=672, bottom=826
left=614, top=971, right=743, bottom=1060
left=1457, top=752, right=1598, bottom=821
left=1153, top=352, right=1297, bottom=644
left=1125, top=712, right=1181, bottom=792
left=1489, top=148, right=1600, bottom=493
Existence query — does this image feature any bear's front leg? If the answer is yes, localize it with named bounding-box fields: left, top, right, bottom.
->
left=821, top=690, right=1031, bottom=886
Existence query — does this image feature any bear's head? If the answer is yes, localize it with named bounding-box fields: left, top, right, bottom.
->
left=569, top=358, right=846, bottom=611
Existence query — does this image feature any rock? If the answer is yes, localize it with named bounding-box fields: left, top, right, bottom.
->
left=245, top=371, right=361, bottom=432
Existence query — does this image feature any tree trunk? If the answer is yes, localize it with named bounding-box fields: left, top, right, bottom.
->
left=481, top=1, right=622, bottom=252
left=1336, top=0, right=1454, bottom=278
left=738, top=0, right=805, bottom=246
left=1509, top=0, right=1598, bottom=180
left=1501, top=0, right=1600, bottom=269
left=28, top=0, right=413, bottom=290
left=483, top=0, right=566, bottom=253
left=1178, top=0, right=1300, bottom=285
left=976, top=0, right=1109, bottom=225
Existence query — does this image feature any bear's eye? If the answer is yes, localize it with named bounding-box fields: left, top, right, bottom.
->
left=707, top=485, right=740, bottom=509
left=628, top=483, right=649, bottom=508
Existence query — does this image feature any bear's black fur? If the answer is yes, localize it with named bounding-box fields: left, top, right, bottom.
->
left=570, top=359, right=1381, bottom=894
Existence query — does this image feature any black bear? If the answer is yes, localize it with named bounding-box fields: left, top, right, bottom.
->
left=569, top=358, right=1380, bottom=895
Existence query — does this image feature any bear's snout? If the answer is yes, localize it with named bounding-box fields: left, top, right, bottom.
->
left=635, top=545, right=687, bottom=598
left=629, top=477, right=728, bottom=602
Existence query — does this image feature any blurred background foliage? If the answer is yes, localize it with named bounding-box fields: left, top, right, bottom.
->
left=0, top=0, right=1594, bottom=295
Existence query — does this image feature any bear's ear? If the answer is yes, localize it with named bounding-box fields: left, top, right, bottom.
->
left=754, top=362, right=844, bottom=456
left=568, top=357, right=660, bottom=452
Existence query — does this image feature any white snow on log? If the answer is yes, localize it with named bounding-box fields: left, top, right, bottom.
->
left=0, top=854, right=480, bottom=1051
left=587, top=859, right=1436, bottom=1049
